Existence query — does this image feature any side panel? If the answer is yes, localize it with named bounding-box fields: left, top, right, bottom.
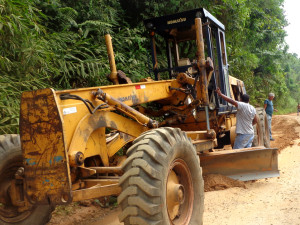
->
left=20, top=88, right=72, bottom=205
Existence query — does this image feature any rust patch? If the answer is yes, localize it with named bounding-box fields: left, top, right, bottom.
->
left=20, top=88, right=72, bottom=205
left=109, top=121, right=118, bottom=130
left=119, top=132, right=132, bottom=142
left=27, top=151, right=42, bottom=156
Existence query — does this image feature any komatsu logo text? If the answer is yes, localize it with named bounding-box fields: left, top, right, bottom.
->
left=118, top=95, right=138, bottom=103
left=167, top=17, right=186, bottom=25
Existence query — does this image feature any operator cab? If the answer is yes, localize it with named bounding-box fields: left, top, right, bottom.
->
left=144, top=8, right=233, bottom=113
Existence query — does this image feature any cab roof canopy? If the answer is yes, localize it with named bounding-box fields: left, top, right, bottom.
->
left=144, top=8, right=225, bottom=42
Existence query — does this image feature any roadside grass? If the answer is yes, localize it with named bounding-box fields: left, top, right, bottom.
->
left=52, top=197, right=118, bottom=216
left=53, top=202, right=81, bottom=216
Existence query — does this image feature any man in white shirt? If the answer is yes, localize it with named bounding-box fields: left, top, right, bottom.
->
left=216, top=87, right=257, bottom=149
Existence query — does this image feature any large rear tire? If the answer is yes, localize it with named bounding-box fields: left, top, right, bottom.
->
left=118, top=127, right=204, bottom=225
left=258, top=108, right=270, bottom=148
left=252, top=108, right=270, bottom=148
left=0, top=134, right=54, bottom=225
left=252, top=109, right=264, bottom=147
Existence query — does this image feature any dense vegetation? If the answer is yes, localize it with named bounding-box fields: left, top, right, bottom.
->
left=1, top=0, right=299, bottom=134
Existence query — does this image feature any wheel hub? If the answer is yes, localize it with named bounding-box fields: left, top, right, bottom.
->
left=0, top=167, right=32, bottom=223
left=176, top=185, right=185, bottom=204
left=166, top=159, right=193, bottom=224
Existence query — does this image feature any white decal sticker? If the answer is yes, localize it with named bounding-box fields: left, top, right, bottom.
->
left=63, top=107, right=77, bottom=115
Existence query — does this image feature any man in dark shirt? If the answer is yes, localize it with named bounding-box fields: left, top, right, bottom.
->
left=264, top=93, right=277, bottom=141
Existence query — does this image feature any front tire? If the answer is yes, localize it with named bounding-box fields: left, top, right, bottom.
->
left=0, top=134, right=54, bottom=225
left=118, top=127, right=204, bottom=225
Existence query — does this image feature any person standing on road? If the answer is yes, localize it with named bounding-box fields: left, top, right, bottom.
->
left=297, top=103, right=300, bottom=116
left=216, top=87, right=257, bottom=149
left=264, top=93, right=277, bottom=141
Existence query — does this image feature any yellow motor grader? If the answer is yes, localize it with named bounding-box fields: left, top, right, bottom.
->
left=0, top=8, right=278, bottom=225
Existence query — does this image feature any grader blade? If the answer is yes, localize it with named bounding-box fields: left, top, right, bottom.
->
left=200, top=147, right=279, bottom=181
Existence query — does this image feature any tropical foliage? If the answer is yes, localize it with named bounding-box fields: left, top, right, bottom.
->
left=1, top=0, right=299, bottom=134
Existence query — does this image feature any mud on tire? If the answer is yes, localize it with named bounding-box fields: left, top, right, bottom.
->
left=0, top=134, right=54, bottom=225
left=118, top=127, right=204, bottom=225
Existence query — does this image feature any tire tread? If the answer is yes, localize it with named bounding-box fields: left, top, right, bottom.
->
left=118, top=128, right=204, bottom=225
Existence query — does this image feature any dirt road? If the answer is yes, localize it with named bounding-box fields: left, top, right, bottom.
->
left=49, top=114, right=300, bottom=225
left=204, top=114, right=300, bottom=225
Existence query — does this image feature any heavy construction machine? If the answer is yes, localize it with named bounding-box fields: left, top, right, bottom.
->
left=0, top=8, right=279, bottom=225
